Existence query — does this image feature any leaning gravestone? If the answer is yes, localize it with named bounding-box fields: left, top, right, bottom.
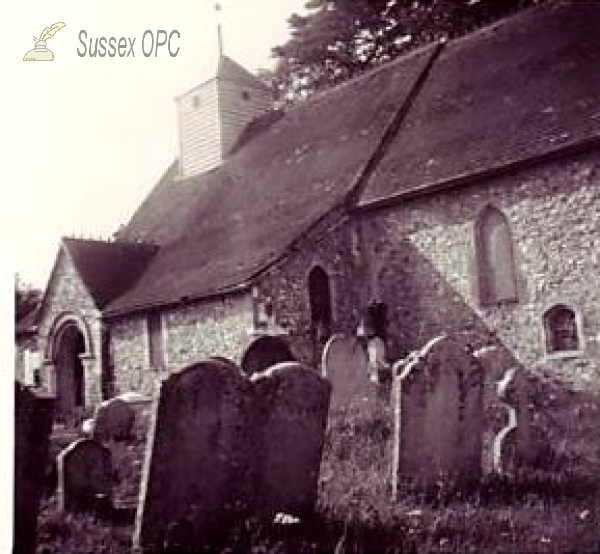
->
left=92, top=397, right=136, bottom=442
left=252, top=362, right=331, bottom=517
left=321, top=335, right=373, bottom=409
left=133, top=359, right=256, bottom=553
left=392, top=335, right=484, bottom=495
left=14, top=383, right=54, bottom=554
left=57, top=438, right=113, bottom=513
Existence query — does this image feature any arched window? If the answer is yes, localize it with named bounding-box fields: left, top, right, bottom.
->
left=308, top=265, right=333, bottom=341
left=543, top=304, right=580, bottom=354
left=475, top=206, right=518, bottom=306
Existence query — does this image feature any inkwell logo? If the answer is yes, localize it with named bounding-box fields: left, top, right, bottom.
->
left=23, top=22, right=66, bottom=61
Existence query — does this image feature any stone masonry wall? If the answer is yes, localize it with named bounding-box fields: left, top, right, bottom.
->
left=108, top=210, right=360, bottom=388
left=164, top=292, right=254, bottom=368
left=37, top=248, right=103, bottom=406
left=109, top=292, right=254, bottom=396
left=359, top=149, right=600, bottom=389
left=110, top=314, right=153, bottom=395
left=256, top=208, right=362, bottom=367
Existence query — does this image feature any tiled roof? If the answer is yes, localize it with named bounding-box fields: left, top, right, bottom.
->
left=106, top=44, right=440, bottom=314
left=359, top=1, right=600, bottom=207
left=107, top=1, right=600, bottom=315
left=216, top=55, right=270, bottom=90
left=62, top=238, right=158, bottom=309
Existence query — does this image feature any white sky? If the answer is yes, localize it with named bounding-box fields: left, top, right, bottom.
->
left=0, top=2, right=305, bottom=547
left=1, top=0, right=305, bottom=290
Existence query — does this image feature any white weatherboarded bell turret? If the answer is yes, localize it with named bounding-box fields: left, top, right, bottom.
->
left=175, top=6, right=273, bottom=177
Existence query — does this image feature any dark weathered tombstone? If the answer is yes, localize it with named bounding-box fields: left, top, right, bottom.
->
left=14, top=382, right=54, bottom=554
left=57, top=438, right=113, bottom=513
left=321, top=335, right=373, bottom=409
left=92, top=397, right=135, bottom=442
left=392, top=335, right=484, bottom=495
left=133, top=359, right=256, bottom=553
left=115, top=391, right=153, bottom=441
left=240, top=336, right=295, bottom=376
left=252, top=361, right=331, bottom=517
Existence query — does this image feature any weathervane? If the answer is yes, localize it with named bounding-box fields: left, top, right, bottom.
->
left=215, top=2, right=224, bottom=58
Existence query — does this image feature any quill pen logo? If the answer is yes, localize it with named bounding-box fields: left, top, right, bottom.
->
left=23, top=22, right=66, bottom=61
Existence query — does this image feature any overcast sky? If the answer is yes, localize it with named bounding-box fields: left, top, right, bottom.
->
left=1, top=0, right=305, bottom=290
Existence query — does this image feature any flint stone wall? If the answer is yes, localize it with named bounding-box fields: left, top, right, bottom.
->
left=359, top=150, right=600, bottom=390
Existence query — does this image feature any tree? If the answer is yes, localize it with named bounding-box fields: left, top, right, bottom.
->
left=15, top=276, right=42, bottom=323
left=272, top=0, right=548, bottom=100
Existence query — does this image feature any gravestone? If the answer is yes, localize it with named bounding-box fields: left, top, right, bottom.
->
left=474, top=345, right=518, bottom=382
left=474, top=345, right=520, bottom=474
left=392, top=335, right=484, bottom=495
left=14, top=383, right=54, bottom=554
left=493, top=366, right=551, bottom=475
left=57, top=438, right=113, bottom=513
left=133, top=359, right=256, bottom=553
left=92, top=397, right=135, bottom=442
left=252, top=362, right=331, bottom=517
left=240, top=336, right=295, bottom=376
left=117, top=391, right=152, bottom=405
left=321, top=335, right=373, bottom=409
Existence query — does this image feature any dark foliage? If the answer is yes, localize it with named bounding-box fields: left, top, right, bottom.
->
left=15, top=276, right=42, bottom=323
left=271, top=0, right=550, bottom=99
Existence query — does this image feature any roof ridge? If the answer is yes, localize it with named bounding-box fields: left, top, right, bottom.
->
left=286, top=40, right=443, bottom=111
left=440, top=0, right=571, bottom=50
left=284, top=1, right=570, bottom=110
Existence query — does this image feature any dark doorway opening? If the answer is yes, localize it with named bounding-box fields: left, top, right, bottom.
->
left=308, top=266, right=333, bottom=341
left=54, top=325, right=86, bottom=423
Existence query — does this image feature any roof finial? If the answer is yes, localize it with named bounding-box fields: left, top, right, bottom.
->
left=215, top=2, right=224, bottom=59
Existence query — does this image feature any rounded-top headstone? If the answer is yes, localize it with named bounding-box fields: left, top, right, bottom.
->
left=251, top=362, right=331, bottom=516
left=92, top=397, right=136, bottom=442
left=240, top=336, right=295, bottom=376
left=321, top=335, right=371, bottom=407
left=57, top=438, right=113, bottom=513
left=134, top=359, right=256, bottom=553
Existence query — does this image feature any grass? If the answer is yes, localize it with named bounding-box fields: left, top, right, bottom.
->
left=34, top=373, right=600, bottom=553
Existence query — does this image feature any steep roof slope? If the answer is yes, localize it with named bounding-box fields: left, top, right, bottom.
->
left=217, top=55, right=271, bottom=90
left=62, top=238, right=158, bottom=309
left=107, top=44, right=440, bottom=315
left=116, top=161, right=195, bottom=245
left=359, top=1, right=600, bottom=207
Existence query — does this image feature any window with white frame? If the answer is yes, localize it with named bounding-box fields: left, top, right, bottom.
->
left=543, top=304, right=581, bottom=355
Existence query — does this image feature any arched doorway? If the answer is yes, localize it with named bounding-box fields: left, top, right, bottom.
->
left=308, top=265, right=333, bottom=365
left=240, top=336, right=295, bottom=376
left=50, top=320, right=89, bottom=423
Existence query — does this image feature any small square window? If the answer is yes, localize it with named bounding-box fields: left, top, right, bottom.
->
left=241, top=90, right=250, bottom=101
left=543, top=304, right=583, bottom=359
left=192, top=95, right=201, bottom=109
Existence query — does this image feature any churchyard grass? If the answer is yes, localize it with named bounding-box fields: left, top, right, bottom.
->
left=35, top=385, right=599, bottom=553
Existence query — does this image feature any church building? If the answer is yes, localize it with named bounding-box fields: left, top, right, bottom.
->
left=20, top=2, right=600, bottom=421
